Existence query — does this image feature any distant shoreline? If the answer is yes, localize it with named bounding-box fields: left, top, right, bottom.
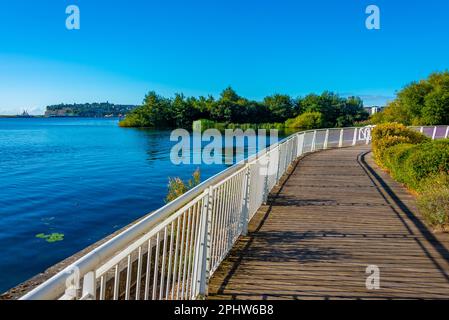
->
left=0, top=115, right=121, bottom=119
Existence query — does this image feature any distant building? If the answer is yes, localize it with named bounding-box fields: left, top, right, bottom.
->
left=364, top=106, right=385, bottom=115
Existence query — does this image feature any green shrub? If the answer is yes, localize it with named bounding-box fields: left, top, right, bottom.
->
left=377, top=139, right=449, bottom=190
left=166, top=168, right=201, bottom=203
left=371, top=123, right=430, bottom=166
left=417, top=173, right=449, bottom=230
left=371, top=123, right=449, bottom=230
left=285, top=111, right=324, bottom=129
left=403, top=140, right=449, bottom=189
left=373, top=135, right=412, bottom=166
left=382, top=143, right=414, bottom=181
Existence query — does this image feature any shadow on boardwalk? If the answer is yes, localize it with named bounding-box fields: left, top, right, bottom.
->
left=207, top=145, right=449, bottom=300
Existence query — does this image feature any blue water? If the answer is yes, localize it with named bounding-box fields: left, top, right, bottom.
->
left=0, top=118, right=271, bottom=293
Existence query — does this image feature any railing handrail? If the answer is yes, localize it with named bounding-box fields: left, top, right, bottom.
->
left=19, top=125, right=448, bottom=300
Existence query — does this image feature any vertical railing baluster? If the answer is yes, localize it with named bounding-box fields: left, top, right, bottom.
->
left=152, top=232, right=160, bottom=300
left=352, top=128, right=358, bottom=146
left=196, top=187, right=213, bottom=298
left=82, top=271, right=96, bottom=300
left=113, top=265, right=120, bottom=300
left=144, top=238, right=152, bottom=300
left=99, top=275, right=105, bottom=300
left=170, top=217, right=181, bottom=300
left=209, top=188, right=219, bottom=270
left=214, top=185, right=225, bottom=267
left=241, top=165, right=251, bottom=236
left=432, top=126, right=437, bottom=140
left=159, top=226, right=168, bottom=300
left=135, top=246, right=143, bottom=300
left=188, top=202, right=201, bottom=298
left=218, top=182, right=230, bottom=262
left=176, top=212, right=186, bottom=300
left=339, top=128, right=344, bottom=148
left=311, top=130, right=317, bottom=152
left=165, top=222, right=175, bottom=299
left=263, top=151, right=270, bottom=204
left=186, top=204, right=198, bottom=298
left=181, top=209, right=192, bottom=299
left=323, top=129, right=329, bottom=150
left=125, top=255, right=131, bottom=300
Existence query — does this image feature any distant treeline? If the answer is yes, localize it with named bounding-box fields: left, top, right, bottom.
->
left=45, top=102, right=137, bottom=117
left=119, top=87, right=369, bottom=129
left=371, top=71, right=449, bottom=126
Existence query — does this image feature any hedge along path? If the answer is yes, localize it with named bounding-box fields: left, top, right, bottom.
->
left=207, top=145, right=449, bottom=300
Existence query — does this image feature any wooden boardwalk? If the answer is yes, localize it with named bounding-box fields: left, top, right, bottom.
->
left=208, top=145, right=449, bottom=300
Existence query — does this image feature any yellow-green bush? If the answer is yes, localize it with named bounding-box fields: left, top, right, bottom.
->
left=379, top=139, right=449, bottom=191
left=417, top=173, right=449, bottom=230
left=372, top=123, right=430, bottom=166
left=403, top=140, right=449, bottom=190
left=373, top=135, right=413, bottom=165
left=285, top=111, right=324, bottom=130
left=382, top=143, right=414, bottom=181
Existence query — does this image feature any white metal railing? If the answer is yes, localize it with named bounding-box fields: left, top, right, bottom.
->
left=19, top=125, right=447, bottom=300
left=409, top=125, right=449, bottom=140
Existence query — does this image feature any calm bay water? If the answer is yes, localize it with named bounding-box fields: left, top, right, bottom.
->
left=0, top=118, right=273, bottom=293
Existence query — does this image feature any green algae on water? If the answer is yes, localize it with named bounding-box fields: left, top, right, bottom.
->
left=36, top=233, right=65, bottom=243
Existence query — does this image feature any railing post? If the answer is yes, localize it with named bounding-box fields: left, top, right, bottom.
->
left=338, top=129, right=344, bottom=148
left=311, top=130, right=317, bottom=152
left=352, top=128, right=358, bottom=146
left=60, top=267, right=81, bottom=300
left=81, top=271, right=96, bottom=300
left=323, top=129, right=329, bottom=149
left=298, top=133, right=305, bottom=156
left=275, top=145, right=282, bottom=183
left=195, top=187, right=213, bottom=299
left=366, top=127, right=371, bottom=145
left=240, top=165, right=251, bottom=236
left=445, top=126, right=449, bottom=139
left=263, top=151, right=270, bottom=204
left=432, top=126, right=437, bottom=140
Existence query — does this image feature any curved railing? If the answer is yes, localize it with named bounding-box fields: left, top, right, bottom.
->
left=19, top=125, right=448, bottom=300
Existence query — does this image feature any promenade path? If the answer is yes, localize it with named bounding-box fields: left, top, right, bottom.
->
left=208, top=145, right=449, bottom=299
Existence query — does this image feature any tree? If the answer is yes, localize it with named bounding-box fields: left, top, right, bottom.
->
left=210, top=87, right=247, bottom=123
left=263, top=94, right=295, bottom=122
left=220, top=86, right=240, bottom=102
left=172, top=94, right=200, bottom=128
left=119, top=91, right=173, bottom=128
left=422, top=89, right=449, bottom=125
left=336, top=96, right=369, bottom=127
left=372, top=71, right=449, bottom=126
left=119, top=88, right=369, bottom=129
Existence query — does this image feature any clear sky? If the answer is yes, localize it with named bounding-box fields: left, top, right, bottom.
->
left=0, top=0, right=448, bottom=114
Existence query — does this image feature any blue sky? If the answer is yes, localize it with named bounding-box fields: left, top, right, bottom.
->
left=0, top=0, right=448, bottom=114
